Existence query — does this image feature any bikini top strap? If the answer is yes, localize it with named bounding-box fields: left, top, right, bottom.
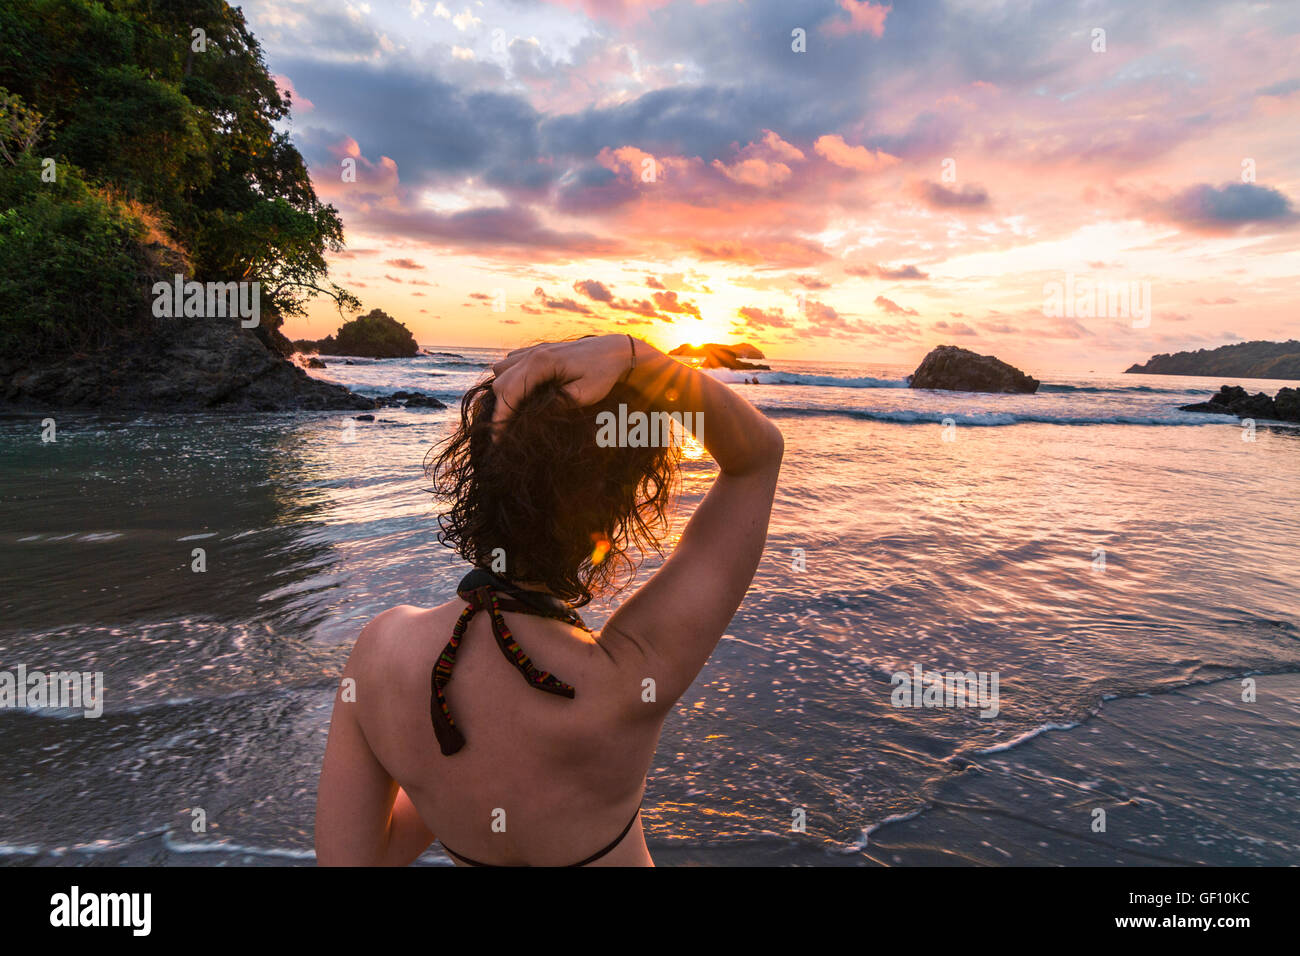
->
left=430, top=579, right=583, bottom=756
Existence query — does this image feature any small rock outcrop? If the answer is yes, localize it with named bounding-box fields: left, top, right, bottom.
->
left=1179, top=384, right=1300, bottom=422
left=908, top=345, right=1040, bottom=393
left=373, top=390, right=446, bottom=409
left=1276, top=387, right=1300, bottom=421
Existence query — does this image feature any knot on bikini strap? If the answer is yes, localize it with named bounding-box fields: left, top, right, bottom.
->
left=430, top=583, right=576, bottom=757
left=456, top=584, right=492, bottom=609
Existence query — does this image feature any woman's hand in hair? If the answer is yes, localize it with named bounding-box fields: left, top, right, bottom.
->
left=491, top=334, right=649, bottom=427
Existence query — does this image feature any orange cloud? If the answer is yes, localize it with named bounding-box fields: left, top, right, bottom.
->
left=813, top=134, right=898, bottom=172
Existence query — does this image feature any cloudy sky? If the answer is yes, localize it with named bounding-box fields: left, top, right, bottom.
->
left=244, top=0, right=1300, bottom=371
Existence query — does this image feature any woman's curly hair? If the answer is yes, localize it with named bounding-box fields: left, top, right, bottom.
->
left=427, top=373, right=682, bottom=607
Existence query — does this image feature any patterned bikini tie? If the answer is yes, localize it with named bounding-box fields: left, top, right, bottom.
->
left=430, top=569, right=589, bottom=756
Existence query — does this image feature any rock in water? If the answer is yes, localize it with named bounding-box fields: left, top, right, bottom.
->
left=1275, top=387, right=1300, bottom=422
left=295, top=309, right=419, bottom=358
left=669, top=342, right=766, bottom=360
left=908, top=345, right=1040, bottom=393
left=373, top=391, right=446, bottom=409
left=1179, top=384, right=1300, bottom=422
left=699, top=345, right=770, bottom=370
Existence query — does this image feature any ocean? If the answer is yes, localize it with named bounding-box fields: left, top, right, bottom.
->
left=2, top=347, right=1298, bottom=865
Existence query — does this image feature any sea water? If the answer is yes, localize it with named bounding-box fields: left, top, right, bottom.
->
left=1, top=348, right=1297, bottom=865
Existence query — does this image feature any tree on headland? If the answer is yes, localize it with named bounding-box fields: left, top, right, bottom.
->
left=0, top=91, right=45, bottom=165
left=0, top=0, right=357, bottom=357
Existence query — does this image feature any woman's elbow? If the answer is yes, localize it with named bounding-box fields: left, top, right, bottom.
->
left=767, top=422, right=785, bottom=460
left=756, top=420, right=784, bottom=467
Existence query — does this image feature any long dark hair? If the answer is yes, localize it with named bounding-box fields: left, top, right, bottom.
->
left=427, top=373, right=681, bottom=606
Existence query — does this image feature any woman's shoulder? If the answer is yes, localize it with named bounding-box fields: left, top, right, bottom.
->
left=358, top=601, right=451, bottom=635
left=347, top=602, right=461, bottom=674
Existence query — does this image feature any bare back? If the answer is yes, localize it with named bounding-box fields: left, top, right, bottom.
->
left=352, top=601, right=662, bottom=865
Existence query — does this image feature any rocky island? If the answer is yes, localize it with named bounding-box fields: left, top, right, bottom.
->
left=669, top=342, right=770, bottom=370
left=908, top=345, right=1040, bottom=393
left=293, top=309, right=419, bottom=359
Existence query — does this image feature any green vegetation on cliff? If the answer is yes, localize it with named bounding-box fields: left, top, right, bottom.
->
left=1126, top=340, right=1300, bottom=380
left=0, top=147, right=175, bottom=355
left=0, top=0, right=356, bottom=360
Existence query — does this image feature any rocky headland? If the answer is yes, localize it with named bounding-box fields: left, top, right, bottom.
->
left=1, top=315, right=375, bottom=412
left=1127, top=340, right=1300, bottom=380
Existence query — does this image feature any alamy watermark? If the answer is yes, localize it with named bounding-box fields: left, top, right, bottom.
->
left=152, top=274, right=259, bottom=328
left=595, top=404, right=702, bottom=448
left=1043, top=272, right=1152, bottom=328
left=891, top=663, right=1000, bottom=718
left=50, top=886, right=150, bottom=936
left=0, top=664, right=104, bottom=717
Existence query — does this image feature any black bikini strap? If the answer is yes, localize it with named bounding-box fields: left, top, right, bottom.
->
left=430, top=571, right=586, bottom=756
left=567, top=801, right=643, bottom=867
left=440, top=801, right=642, bottom=867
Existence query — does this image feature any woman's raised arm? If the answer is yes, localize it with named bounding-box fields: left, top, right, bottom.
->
left=490, top=334, right=783, bottom=709
left=603, top=340, right=783, bottom=709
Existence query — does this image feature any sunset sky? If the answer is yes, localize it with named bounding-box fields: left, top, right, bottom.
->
left=244, top=0, right=1300, bottom=371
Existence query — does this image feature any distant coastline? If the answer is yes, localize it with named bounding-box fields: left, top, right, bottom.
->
left=1125, top=340, right=1300, bottom=380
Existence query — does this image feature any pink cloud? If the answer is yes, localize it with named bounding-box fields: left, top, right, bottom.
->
left=652, top=290, right=701, bottom=317
left=540, top=0, right=727, bottom=26
left=737, top=306, right=799, bottom=331
left=711, top=130, right=805, bottom=189
left=825, top=1, right=891, bottom=38
left=690, top=237, right=830, bottom=268
left=315, top=137, right=400, bottom=201
left=875, top=295, right=919, bottom=316
left=273, top=74, right=313, bottom=112
left=712, top=156, right=795, bottom=188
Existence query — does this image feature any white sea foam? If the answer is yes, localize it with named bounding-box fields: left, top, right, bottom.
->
left=976, top=721, right=1081, bottom=755
left=161, top=831, right=318, bottom=860
left=706, top=369, right=909, bottom=388
left=0, top=844, right=41, bottom=857
left=759, top=405, right=1258, bottom=427
left=849, top=807, right=930, bottom=851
